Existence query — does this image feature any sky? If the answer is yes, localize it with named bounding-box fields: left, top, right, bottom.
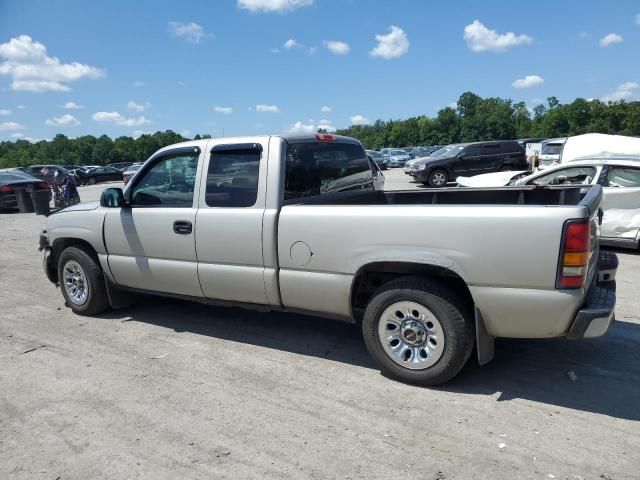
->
left=0, top=0, right=639, bottom=142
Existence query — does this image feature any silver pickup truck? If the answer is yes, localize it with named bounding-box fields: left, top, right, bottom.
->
left=39, top=134, right=618, bottom=385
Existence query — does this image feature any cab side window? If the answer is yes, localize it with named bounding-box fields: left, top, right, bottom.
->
left=606, top=167, right=640, bottom=188
left=529, top=166, right=597, bottom=186
left=131, top=153, right=199, bottom=207
left=481, top=144, right=501, bottom=155
left=205, top=149, right=260, bottom=207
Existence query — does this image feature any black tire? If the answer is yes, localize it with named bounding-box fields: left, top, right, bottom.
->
left=499, top=164, right=513, bottom=171
left=58, top=246, right=109, bottom=315
left=362, top=276, right=474, bottom=386
left=428, top=169, right=448, bottom=187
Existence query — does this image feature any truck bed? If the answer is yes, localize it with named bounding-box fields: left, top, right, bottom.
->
left=286, top=184, right=595, bottom=208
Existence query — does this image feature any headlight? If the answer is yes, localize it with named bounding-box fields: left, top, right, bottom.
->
left=418, top=163, right=426, bottom=171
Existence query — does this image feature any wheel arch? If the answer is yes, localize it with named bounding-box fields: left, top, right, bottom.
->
left=50, top=238, right=101, bottom=281
left=350, top=261, right=474, bottom=322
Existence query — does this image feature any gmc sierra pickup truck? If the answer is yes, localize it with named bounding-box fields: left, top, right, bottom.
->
left=39, top=134, right=617, bottom=385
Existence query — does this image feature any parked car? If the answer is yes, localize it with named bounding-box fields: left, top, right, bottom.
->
left=386, top=148, right=412, bottom=167
left=108, top=162, right=134, bottom=171
left=85, top=166, right=124, bottom=185
left=366, top=150, right=389, bottom=169
left=122, top=164, right=143, bottom=185
left=405, top=145, right=458, bottom=175
left=83, top=165, right=101, bottom=171
left=39, top=133, right=617, bottom=386
left=537, top=138, right=567, bottom=168
left=0, top=171, right=50, bottom=210
left=413, top=141, right=527, bottom=187
left=28, top=165, right=69, bottom=184
left=457, top=158, right=640, bottom=249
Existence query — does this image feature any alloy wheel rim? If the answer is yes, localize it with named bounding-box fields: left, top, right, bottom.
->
left=63, top=260, right=89, bottom=306
left=432, top=172, right=446, bottom=185
left=377, top=301, right=445, bottom=370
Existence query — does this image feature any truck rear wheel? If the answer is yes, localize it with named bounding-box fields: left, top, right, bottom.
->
left=58, top=246, right=109, bottom=316
left=362, top=276, right=474, bottom=386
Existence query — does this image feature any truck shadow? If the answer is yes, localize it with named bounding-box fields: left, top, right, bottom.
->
left=108, top=297, right=640, bottom=421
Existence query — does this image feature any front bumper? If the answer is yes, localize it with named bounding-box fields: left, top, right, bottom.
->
left=39, top=230, right=57, bottom=284
left=567, top=252, right=618, bottom=339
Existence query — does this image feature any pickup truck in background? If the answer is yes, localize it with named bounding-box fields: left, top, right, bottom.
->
left=39, top=134, right=618, bottom=385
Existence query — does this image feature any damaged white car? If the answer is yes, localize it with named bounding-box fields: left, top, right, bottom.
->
left=457, top=159, right=640, bottom=249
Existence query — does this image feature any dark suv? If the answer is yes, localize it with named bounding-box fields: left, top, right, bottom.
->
left=414, top=140, right=526, bottom=187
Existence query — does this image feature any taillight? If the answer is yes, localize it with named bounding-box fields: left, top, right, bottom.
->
left=40, top=182, right=49, bottom=189
left=315, top=133, right=336, bottom=141
left=0, top=185, right=13, bottom=192
left=557, top=220, right=591, bottom=289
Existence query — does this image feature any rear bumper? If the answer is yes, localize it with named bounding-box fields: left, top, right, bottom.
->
left=567, top=281, right=616, bottom=339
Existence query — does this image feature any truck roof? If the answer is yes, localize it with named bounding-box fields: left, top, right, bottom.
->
left=162, top=134, right=361, bottom=153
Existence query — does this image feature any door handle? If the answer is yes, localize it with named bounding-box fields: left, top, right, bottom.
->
left=173, top=220, right=193, bottom=235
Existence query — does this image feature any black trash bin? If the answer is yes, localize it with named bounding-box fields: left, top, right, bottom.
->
left=15, top=187, right=35, bottom=213
left=31, top=189, right=51, bottom=216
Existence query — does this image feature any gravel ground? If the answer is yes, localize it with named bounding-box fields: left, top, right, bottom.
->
left=1, top=175, right=639, bottom=480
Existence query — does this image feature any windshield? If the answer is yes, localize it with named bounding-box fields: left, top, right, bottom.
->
left=367, top=151, right=383, bottom=159
left=389, top=149, right=406, bottom=156
left=437, top=145, right=464, bottom=157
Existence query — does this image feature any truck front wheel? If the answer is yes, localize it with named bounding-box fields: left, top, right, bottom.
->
left=58, top=246, right=109, bottom=316
left=362, top=277, right=474, bottom=386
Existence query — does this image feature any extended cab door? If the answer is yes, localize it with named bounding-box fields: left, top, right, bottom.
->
left=104, top=146, right=204, bottom=297
left=194, top=140, right=270, bottom=305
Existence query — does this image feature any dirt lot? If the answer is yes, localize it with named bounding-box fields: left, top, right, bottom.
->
left=1, top=176, right=639, bottom=479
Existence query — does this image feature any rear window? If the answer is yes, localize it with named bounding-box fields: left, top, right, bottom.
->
left=285, top=142, right=373, bottom=202
left=542, top=144, right=563, bottom=155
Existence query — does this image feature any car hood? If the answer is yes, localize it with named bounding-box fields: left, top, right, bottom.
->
left=456, top=170, right=527, bottom=187
left=54, top=201, right=100, bottom=213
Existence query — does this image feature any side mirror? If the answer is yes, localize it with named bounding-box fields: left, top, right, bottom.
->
left=100, top=187, right=126, bottom=208
left=458, top=153, right=466, bottom=159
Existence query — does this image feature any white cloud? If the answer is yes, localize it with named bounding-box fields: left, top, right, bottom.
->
left=324, top=40, right=350, bottom=55
left=320, top=105, right=332, bottom=113
left=132, top=81, right=145, bottom=88
left=0, top=108, right=10, bottom=115
left=133, top=130, right=152, bottom=138
left=127, top=100, right=147, bottom=112
left=287, top=121, right=316, bottom=134
left=284, top=38, right=300, bottom=49
left=17, top=105, right=26, bottom=109
left=256, top=104, right=280, bottom=113
left=92, top=111, right=151, bottom=127
left=306, top=46, right=317, bottom=55
left=578, top=31, right=589, bottom=40
left=601, top=82, right=640, bottom=102
left=350, top=114, right=370, bottom=125
left=181, top=129, right=192, bottom=138
left=168, top=21, right=205, bottom=44
left=238, top=0, right=313, bottom=13
left=214, top=106, right=233, bottom=114
left=447, top=102, right=458, bottom=109
left=636, top=14, right=640, bottom=25
left=63, top=101, right=83, bottom=109
left=0, top=35, right=104, bottom=92
left=369, top=26, right=410, bottom=59
left=0, top=121, right=24, bottom=131
left=10, top=132, right=37, bottom=142
left=463, top=20, right=532, bottom=53
left=269, top=48, right=280, bottom=54
left=286, top=119, right=336, bottom=134
left=599, top=33, right=623, bottom=47
left=45, top=114, right=80, bottom=127
left=512, top=74, right=544, bottom=89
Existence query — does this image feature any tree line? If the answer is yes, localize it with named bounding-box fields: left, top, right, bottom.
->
left=335, top=92, right=640, bottom=149
left=0, top=130, right=211, bottom=169
left=2, top=91, right=640, bottom=168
